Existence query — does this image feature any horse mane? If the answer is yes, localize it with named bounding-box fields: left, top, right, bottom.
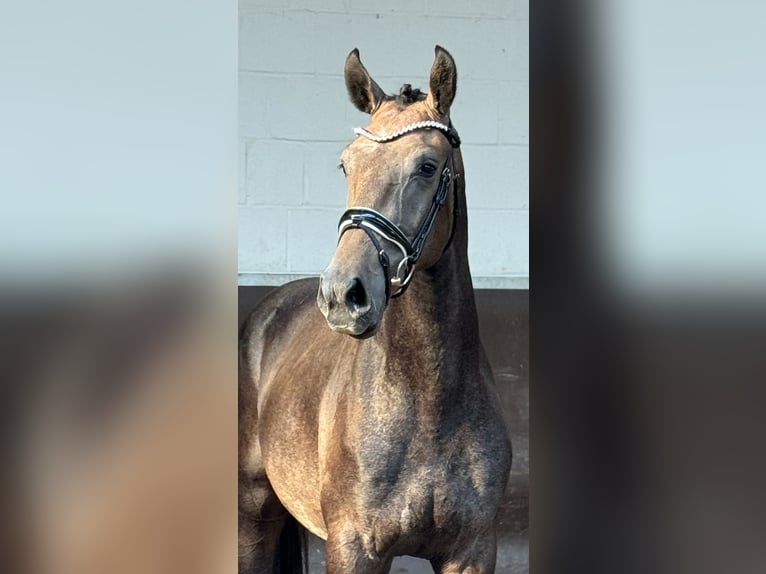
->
left=395, top=83, right=426, bottom=108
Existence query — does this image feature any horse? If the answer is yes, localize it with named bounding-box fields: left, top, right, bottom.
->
left=239, top=46, right=512, bottom=574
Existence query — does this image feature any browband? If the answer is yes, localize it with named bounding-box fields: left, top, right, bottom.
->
left=353, top=120, right=461, bottom=148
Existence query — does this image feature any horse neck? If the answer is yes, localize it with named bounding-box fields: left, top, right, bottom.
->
left=374, top=170, right=480, bottom=386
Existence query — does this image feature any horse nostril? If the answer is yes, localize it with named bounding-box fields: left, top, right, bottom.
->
left=345, top=278, right=370, bottom=318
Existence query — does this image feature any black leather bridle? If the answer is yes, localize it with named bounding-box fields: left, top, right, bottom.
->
left=337, top=120, right=461, bottom=301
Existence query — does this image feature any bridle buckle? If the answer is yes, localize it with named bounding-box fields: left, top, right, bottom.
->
left=391, top=256, right=414, bottom=289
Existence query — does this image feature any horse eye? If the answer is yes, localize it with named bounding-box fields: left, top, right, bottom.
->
left=338, top=163, right=347, bottom=176
left=418, top=163, right=437, bottom=177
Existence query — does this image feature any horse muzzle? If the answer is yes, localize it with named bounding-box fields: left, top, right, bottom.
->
left=317, top=270, right=383, bottom=337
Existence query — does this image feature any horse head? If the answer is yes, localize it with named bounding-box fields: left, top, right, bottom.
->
left=317, top=46, right=461, bottom=337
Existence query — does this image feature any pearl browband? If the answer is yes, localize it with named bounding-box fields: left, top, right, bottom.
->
left=354, top=120, right=461, bottom=148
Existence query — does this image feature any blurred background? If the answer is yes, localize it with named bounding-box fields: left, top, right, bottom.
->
left=532, top=2, right=766, bottom=574
left=0, top=1, right=238, bottom=572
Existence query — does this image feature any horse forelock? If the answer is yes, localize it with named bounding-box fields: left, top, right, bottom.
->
left=394, top=84, right=427, bottom=108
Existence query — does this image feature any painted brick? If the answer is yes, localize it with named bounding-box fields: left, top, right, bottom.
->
left=239, top=72, right=269, bottom=138
left=467, top=209, right=528, bottom=277
left=383, top=16, right=527, bottom=82
left=238, top=207, right=288, bottom=271
left=458, top=18, right=527, bottom=82
left=304, top=141, right=348, bottom=207
left=288, top=0, right=345, bottom=11
left=462, top=145, right=528, bottom=210
left=311, top=13, right=397, bottom=77
left=511, top=0, right=529, bottom=20
left=239, top=0, right=284, bottom=13
left=498, top=81, right=529, bottom=144
left=242, top=11, right=400, bottom=77
left=441, top=18, right=527, bottom=82
left=246, top=140, right=304, bottom=205
left=287, top=208, right=339, bottom=272
left=240, top=11, right=386, bottom=75
left=426, top=0, right=526, bottom=19
left=501, top=19, right=529, bottom=82
left=263, top=75, right=350, bottom=141
left=385, top=24, right=445, bottom=81
left=452, top=80, right=498, bottom=144
left=240, top=11, right=315, bottom=74
left=349, top=0, right=426, bottom=16
left=239, top=140, right=247, bottom=204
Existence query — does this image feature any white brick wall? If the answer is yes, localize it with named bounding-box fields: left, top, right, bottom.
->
left=238, top=0, right=528, bottom=289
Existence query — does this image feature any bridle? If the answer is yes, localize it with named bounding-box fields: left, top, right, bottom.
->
left=337, top=120, right=461, bottom=301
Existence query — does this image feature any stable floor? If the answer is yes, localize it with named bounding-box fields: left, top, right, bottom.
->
left=239, top=287, right=529, bottom=573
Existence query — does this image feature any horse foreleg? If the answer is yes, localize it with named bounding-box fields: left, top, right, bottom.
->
left=238, top=515, right=285, bottom=574
left=431, top=527, right=498, bottom=574
left=238, top=472, right=287, bottom=574
left=325, top=528, right=393, bottom=574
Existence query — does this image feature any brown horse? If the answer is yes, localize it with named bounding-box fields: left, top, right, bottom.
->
left=239, top=46, right=512, bottom=574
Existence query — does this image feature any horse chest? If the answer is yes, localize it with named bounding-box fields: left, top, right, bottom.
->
left=354, top=425, right=503, bottom=546
left=323, top=360, right=510, bottom=554
left=348, top=453, right=501, bottom=561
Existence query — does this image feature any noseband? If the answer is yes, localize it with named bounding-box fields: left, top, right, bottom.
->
left=337, top=120, right=461, bottom=302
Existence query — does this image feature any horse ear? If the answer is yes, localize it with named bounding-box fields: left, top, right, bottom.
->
left=427, top=45, right=457, bottom=115
left=344, top=48, right=386, bottom=114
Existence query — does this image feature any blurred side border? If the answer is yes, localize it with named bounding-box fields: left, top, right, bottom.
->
left=531, top=2, right=766, bottom=574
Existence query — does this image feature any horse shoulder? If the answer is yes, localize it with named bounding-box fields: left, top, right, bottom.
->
left=240, top=278, right=321, bottom=391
